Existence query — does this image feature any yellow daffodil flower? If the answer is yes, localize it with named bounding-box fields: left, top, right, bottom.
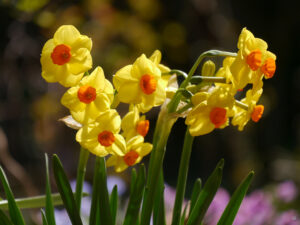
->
left=76, top=109, right=125, bottom=157
left=230, top=28, right=276, bottom=90
left=106, top=135, right=152, bottom=172
left=61, top=66, right=114, bottom=124
left=232, top=88, right=264, bottom=131
left=113, top=50, right=170, bottom=113
left=121, top=105, right=150, bottom=140
left=185, top=87, right=235, bottom=136
left=41, top=25, right=92, bottom=87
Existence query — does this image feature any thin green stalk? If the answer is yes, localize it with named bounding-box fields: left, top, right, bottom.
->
left=171, top=129, right=194, bottom=225
left=141, top=109, right=177, bottom=225
left=234, top=100, right=249, bottom=111
left=75, top=147, right=90, bottom=211
left=168, top=50, right=237, bottom=113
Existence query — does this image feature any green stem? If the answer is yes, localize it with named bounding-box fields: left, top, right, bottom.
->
left=141, top=107, right=177, bottom=225
left=235, top=100, right=249, bottom=111
left=75, top=147, right=90, bottom=211
left=167, top=50, right=237, bottom=113
left=190, top=76, right=227, bottom=84
left=171, top=129, right=194, bottom=225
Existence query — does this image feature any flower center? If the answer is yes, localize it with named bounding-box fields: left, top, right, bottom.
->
left=251, top=105, right=264, bottom=122
left=123, top=150, right=139, bottom=166
left=140, top=74, right=157, bottom=95
left=51, top=44, right=71, bottom=65
left=209, top=107, right=227, bottom=128
left=77, top=85, right=97, bottom=104
left=136, top=120, right=150, bottom=137
left=261, top=58, right=276, bottom=79
left=246, top=49, right=262, bottom=71
left=98, top=130, right=115, bottom=147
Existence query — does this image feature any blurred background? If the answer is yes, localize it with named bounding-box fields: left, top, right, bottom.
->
left=0, top=0, right=300, bottom=224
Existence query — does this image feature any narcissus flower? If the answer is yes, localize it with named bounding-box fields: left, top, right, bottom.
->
left=232, top=88, right=264, bottom=131
left=113, top=50, right=170, bottom=113
left=185, top=87, right=234, bottom=136
left=76, top=109, right=125, bottom=157
left=230, top=28, right=276, bottom=90
left=41, top=25, right=92, bottom=87
left=106, top=135, right=152, bottom=172
left=121, top=105, right=150, bottom=140
left=61, top=66, right=114, bottom=124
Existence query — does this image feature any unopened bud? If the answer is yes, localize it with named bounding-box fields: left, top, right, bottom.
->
left=202, top=60, right=215, bottom=76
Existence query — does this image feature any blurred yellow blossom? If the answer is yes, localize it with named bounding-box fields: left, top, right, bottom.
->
left=107, top=135, right=152, bottom=172
left=185, top=87, right=235, bottom=136
left=113, top=50, right=170, bottom=113
left=41, top=25, right=92, bottom=87
left=61, top=66, right=114, bottom=124
left=76, top=109, right=125, bottom=157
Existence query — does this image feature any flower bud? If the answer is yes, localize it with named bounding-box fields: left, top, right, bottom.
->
left=202, top=60, right=216, bottom=76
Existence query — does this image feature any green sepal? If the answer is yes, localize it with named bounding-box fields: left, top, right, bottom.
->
left=0, top=209, right=13, bottom=225
left=45, top=154, right=56, bottom=225
left=0, top=167, right=25, bottom=225
left=110, top=185, right=118, bottom=225
left=217, top=171, right=254, bottom=225
left=123, top=164, right=146, bottom=225
left=52, top=154, right=83, bottom=225
left=189, top=178, right=202, bottom=216
left=186, top=159, right=224, bottom=225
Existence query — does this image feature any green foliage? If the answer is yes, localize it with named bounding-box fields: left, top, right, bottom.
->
left=0, top=167, right=25, bottom=225
left=45, top=154, right=56, bottom=225
left=0, top=209, right=13, bottom=225
left=52, top=154, right=83, bottom=225
left=110, top=185, right=118, bottom=225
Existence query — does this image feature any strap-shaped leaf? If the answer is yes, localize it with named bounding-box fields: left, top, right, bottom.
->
left=186, top=159, right=224, bottom=225
left=217, top=171, right=254, bottom=225
left=41, top=209, right=49, bottom=225
left=0, top=167, right=25, bottom=225
left=153, top=171, right=166, bottom=225
left=110, top=185, right=118, bottom=225
left=180, top=203, right=189, bottom=225
left=189, top=178, right=201, bottom=216
left=52, top=155, right=83, bottom=225
left=123, top=164, right=146, bottom=225
left=130, top=168, right=137, bottom=196
left=45, top=154, right=56, bottom=225
left=0, top=209, right=13, bottom=225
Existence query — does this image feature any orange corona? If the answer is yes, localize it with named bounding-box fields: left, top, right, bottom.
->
left=77, top=85, right=97, bottom=104
left=209, top=107, right=227, bottom=128
left=51, top=44, right=71, bottom=65
left=136, top=120, right=150, bottom=137
left=251, top=105, right=264, bottom=122
left=246, top=49, right=262, bottom=71
left=123, top=150, right=139, bottom=166
left=261, top=58, right=276, bottom=78
left=140, top=74, right=157, bottom=95
left=98, top=130, right=115, bottom=147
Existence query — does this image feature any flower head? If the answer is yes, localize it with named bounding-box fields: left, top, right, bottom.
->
left=76, top=109, right=125, bottom=157
left=41, top=25, right=92, bottom=87
left=113, top=50, right=170, bottom=113
left=185, top=87, right=235, bottom=136
left=121, top=105, right=150, bottom=140
left=61, top=66, right=114, bottom=124
left=106, top=135, right=152, bottom=172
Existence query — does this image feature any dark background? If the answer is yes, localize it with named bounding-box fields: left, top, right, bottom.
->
left=0, top=0, right=300, bottom=213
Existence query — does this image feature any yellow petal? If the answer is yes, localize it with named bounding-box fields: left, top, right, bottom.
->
left=68, top=48, right=92, bottom=75
left=53, top=25, right=81, bottom=46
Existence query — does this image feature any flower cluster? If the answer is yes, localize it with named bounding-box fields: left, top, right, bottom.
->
left=40, top=25, right=165, bottom=172
left=41, top=25, right=276, bottom=171
left=185, top=28, right=276, bottom=135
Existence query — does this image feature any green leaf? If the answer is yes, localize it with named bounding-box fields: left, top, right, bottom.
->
left=45, top=154, right=56, bottom=225
left=41, top=209, right=49, bottom=225
left=123, top=164, right=146, bottom=225
left=217, top=171, right=254, bottom=225
left=180, top=203, right=188, bottom=225
left=130, top=168, right=137, bottom=196
left=52, top=154, right=83, bottom=225
left=186, top=159, right=224, bottom=225
left=189, top=178, right=202, bottom=216
left=110, top=185, right=118, bottom=225
left=0, top=193, right=88, bottom=210
left=0, top=209, right=13, bottom=225
left=153, top=170, right=166, bottom=225
left=0, top=166, right=25, bottom=225
left=90, top=157, right=113, bottom=225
